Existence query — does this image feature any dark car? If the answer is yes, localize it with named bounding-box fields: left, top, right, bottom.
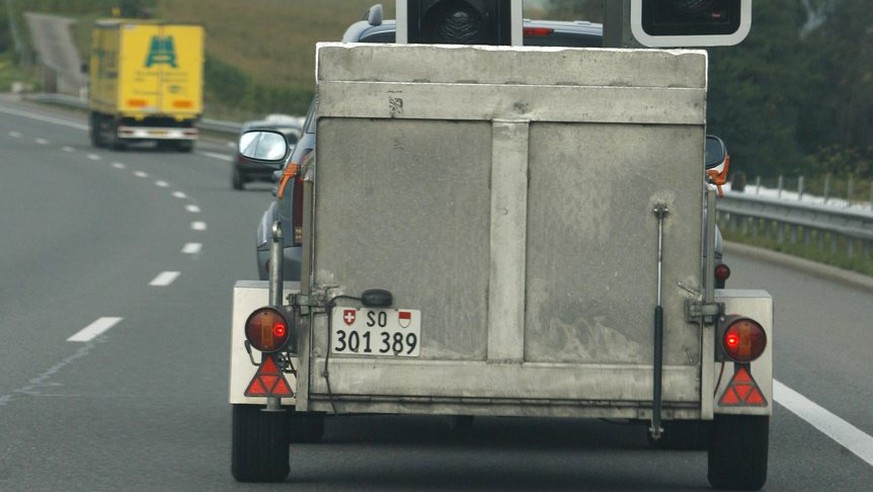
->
left=232, top=114, right=304, bottom=190
left=256, top=5, right=607, bottom=280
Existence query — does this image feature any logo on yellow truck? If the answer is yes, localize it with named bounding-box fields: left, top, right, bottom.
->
left=145, top=36, right=177, bottom=68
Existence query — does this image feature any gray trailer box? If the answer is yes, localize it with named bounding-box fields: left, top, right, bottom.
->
left=292, top=43, right=769, bottom=421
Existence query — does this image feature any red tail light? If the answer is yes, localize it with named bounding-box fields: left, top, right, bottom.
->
left=245, top=307, right=291, bottom=353
left=715, top=263, right=731, bottom=282
left=721, top=317, right=766, bottom=362
left=523, top=27, right=554, bottom=37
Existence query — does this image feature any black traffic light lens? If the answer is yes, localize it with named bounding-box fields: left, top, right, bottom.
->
left=407, top=0, right=512, bottom=45
left=642, top=0, right=741, bottom=36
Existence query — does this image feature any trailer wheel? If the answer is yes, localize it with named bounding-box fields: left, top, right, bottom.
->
left=708, top=414, right=768, bottom=490
left=288, top=411, right=325, bottom=443
left=231, top=404, right=289, bottom=482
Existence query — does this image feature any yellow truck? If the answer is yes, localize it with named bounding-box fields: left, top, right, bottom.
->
left=88, top=20, right=204, bottom=151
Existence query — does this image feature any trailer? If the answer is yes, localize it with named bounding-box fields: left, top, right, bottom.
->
left=230, top=42, right=772, bottom=490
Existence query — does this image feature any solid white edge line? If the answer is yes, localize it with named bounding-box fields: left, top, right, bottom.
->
left=775, top=379, right=873, bottom=466
left=68, top=317, right=123, bottom=342
left=149, top=271, right=180, bottom=286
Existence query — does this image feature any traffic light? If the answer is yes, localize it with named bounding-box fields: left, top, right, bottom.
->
left=396, top=0, right=521, bottom=45
left=630, top=0, right=752, bottom=47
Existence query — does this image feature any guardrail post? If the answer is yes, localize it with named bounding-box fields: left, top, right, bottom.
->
left=798, top=176, right=805, bottom=201
left=777, top=175, right=784, bottom=199
left=824, top=174, right=831, bottom=204
left=755, top=176, right=761, bottom=195
left=847, top=176, right=854, bottom=207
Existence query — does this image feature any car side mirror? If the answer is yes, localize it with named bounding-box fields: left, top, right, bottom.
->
left=238, top=130, right=290, bottom=169
left=705, top=135, right=730, bottom=196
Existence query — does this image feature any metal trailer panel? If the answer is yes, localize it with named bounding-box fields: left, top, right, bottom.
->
left=310, top=43, right=707, bottom=415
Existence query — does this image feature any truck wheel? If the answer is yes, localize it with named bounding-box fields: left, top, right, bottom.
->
left=708, top=415, right=768, bottom=490
left=231, top=404, right=289, bottom=482
left=288, top=411, right=325, bottom=443
left=109, top=120, right=126, bottom=151
left=89, top=113, right=102, bottom=148
left=174, top=140, right=194, bottom=153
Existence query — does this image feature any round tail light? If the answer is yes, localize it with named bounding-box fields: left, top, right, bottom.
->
left=722, top=317, right=766, bottom=362
left=245, top=307, right=291, bottom=353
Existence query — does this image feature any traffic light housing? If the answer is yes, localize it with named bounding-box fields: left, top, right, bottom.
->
left=396, top=0, right=521, bottom=45
left=630, top=0, right=752, bottom=47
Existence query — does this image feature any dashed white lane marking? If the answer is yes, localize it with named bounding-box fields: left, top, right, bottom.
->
left=35, top=138, right=49, bottom=145
left=87, top=154, right=101, bottom=161
left=68, top=317, right=123, bottom=342
left=191, top=221, right=207, bottom=231
left=155, top=180, right=169, bottom=188
left=775, top=380, right=873, bottom=467
left=112, top=162, right=126, bottom=170
left=173, top=191, right=188, bottom=199
left=134, top=170, right=149, bottom=178
left=62, top=146, right=75, bottom=152
left=149, top=271, right=180, bottom=286
left=9, top=131, right=22, bottom=138
left=182, top=242, right=202, bottom=254
left=185, top=204, right=201, bottom=213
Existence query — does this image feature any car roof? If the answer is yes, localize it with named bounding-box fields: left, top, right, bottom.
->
left=342, top=13, right=602, bottom=46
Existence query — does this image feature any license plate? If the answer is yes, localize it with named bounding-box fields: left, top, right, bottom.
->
left=331, top=308, right=421, bottom=357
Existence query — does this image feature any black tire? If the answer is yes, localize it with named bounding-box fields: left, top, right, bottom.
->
left=109, top=120, right=126, bottom=151
left=708, top=415, right=769, bottom=490
left=232, top=167, right=245, bottom=190
left=649, top=420, right=710, bottom=450
left=231, top=405, right=289, bottom=482
left=288, top=411, right=325, bottom=443
left=174, top=140, right=194, bottom=153
left=89, top=113, right=102, bottom=147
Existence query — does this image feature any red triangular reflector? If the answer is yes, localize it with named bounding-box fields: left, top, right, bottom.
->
left=243, top=354, right=294, bottom=398
left=720, top=387, right=741, bottom=405
left=261, top=375, right=279, bottom=391
left=260, top=356, right=279, bottom=375
left=719, top=366, right=768, bottom=407
left=245, top=377, right=268, bottom=397
left=272, top=377, right=293, bottom=397
left=733, top=366, right=753, bottom=384
left=745, top=387, right=767, bottom=406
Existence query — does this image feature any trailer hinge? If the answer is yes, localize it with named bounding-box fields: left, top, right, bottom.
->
left=286, top=292, right=328, bottom=315
left=685, top=300, right=724, bottom=325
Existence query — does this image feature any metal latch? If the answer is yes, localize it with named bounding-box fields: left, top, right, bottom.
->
left=685, top=300, right=724, bottom=325
left=287, top=292, right=328, bottom=315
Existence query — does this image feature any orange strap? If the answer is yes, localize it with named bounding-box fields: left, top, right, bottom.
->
left=276, top=164, right=299, bottom=200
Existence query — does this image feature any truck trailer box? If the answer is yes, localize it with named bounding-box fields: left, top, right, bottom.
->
left=88, top=20, right=203, bottom=149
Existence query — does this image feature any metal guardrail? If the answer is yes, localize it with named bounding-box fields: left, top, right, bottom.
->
left=717, top=192, right=873, bottom=258
left=32, top=93, right=242, bottom=135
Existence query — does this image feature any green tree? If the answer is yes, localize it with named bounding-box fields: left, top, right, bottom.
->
left=797, top=0, right=873, bottom=177
left=707, top=0, right=808, bottom=177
